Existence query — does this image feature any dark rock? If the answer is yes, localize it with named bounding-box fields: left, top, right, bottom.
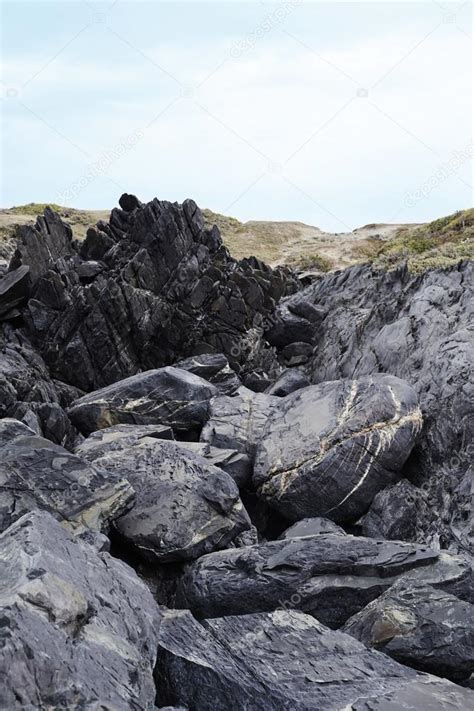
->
left=174, top=352, right=241, bottom=395
left=76, top=259, right=103, bottom=282
left=0, top=434, right=133, bottom=533
left=68, top=366, right=217, bottom=437
left=265, top=368, right=311, bottom=396
left=200, top=387, right=278, bottom=456
left=174, top=533, right=458, bottom=627
left=265, top=297, right=323, bottom=348
left=119, top=192, right=142, bottom=212
left=276, top=261, right=473, bottom=550
left=9, top=207, right=74, bottom=285
left=281, top=341, right=313, bottom=365
left=0, top=265, right=29, bottom=317
left=279, top=517, right=346, bottom=539
left=0, top=417, right=36, bottom=448
left=253, top=374, right=422, bottom=523
left=343, top=580, right=474, bottom=681
left=173, top=441, right=252, bottom=488
left=16, top=199, right=296, bottom=391
left=360, top=472, right=474, bottom=554
left=94, top=439, right=251, bottom=562
left=74, top=423, right=174, bottom=460
left=0, top=510, right=161, bottom=710
left=155, top=608, right=472, bottom=710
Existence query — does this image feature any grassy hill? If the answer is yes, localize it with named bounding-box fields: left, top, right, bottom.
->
left=1, top=203, right=472, bottom=274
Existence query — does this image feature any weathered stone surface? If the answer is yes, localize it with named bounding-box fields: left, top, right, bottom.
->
left=265, top=367, right=311, bottom=396
left=94, top=439, right=251, bottom=562
left=175, top=352, right=241, bottom=395
left=279, top=516, right=346, bottom=539
left=343, top=580, right=474, bottom=681
left=74, top=423, right=174, bottom=460
left=155, top=608, right=473, bottom=710
left=253, top=374, right=422, bottom=523
left=0, top=434, right=133, bottom=533
left=200, top=387, right=278, bottom=456
left=0, top=416, right=36, bottom=448
left=174, top=533, right=454, bottom=627
left=173, top=441, right=252, bottom=488
left=360, top=472, right=474, bottom=554
left=14, top=198, right=295, bottom=391
left=0, top=510, right=161, bottom=710
left=0, top=264, right=30, bottom=318
left=68, top=366, right=217, bottom=437
left=273, top=263, right=473, bottom=520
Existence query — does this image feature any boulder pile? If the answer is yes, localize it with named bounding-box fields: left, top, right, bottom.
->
left=0, top=194, right=472, bottom=709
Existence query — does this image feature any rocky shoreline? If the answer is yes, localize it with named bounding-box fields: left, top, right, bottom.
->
left=0, top=194, right=472, bottom=709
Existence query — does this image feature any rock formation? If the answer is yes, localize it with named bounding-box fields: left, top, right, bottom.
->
left=0, top=194, right=472, bottom=708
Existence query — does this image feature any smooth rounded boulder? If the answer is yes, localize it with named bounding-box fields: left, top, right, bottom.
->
left=68, top=366, right=218, bottom=437
left=94, top=439, right=251, bottom=562
left=253, top=374, right=422, bottom=523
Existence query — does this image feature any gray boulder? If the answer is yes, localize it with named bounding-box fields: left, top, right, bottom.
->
left=74, top=423, right=174, bottom=460
left=279, top=517, right=346, bottom=539
left=174, top=533, right=472, bottom=627
left=174, top=352, right=241, bottom=395
left=200, top=386, right=278, bottom=456
left=68, top=366, right=217, bottom=437
left=0, top=434, right=133, bottom=533
left=343, top=580, right=474, bottom=682
left=155, top=608, right=473, bottom=710
left=265, top=368, right=311, bottom=396
left=253, top=374, right=422, bottom=523
left=94, top=439, right=251, bottom=562
left=0, top=416, right=36, bottom=448
left=0, top=510, right=161, bottom=710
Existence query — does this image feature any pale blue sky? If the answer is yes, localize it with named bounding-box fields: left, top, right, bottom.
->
left=1, top=1, right=472, bottom=230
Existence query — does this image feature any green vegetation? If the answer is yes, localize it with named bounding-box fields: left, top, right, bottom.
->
left=7, top=202, right=66, bottom=215
left=355, top=209, right=474, bottom=273
left=289, top=252, right=333, bottom=272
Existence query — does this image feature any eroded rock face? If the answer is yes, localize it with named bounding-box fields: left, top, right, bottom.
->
left=270, top=262, right=473, bottom=481
left=74, top=423, right=175, bottom=460
left=14, top=199, right=295, bottom=391
left=68, top=366, right=217, bottom=437
left=174, top=533, right=461, bottom=627
left=0, top=434, right=133, bottom=533
left=253, top=374, right=422, bottom=523
left=94, top=439, right=251, bottom=562
left=343, top=581, right=474, bottom=682
left=155, top=608, right=473, bottom=711
left=0, top=511, right=162, bottom=711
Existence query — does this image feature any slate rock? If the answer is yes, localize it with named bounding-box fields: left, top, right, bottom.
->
left=174, top=352, right=241, bottom=395
left=0, top=264, right=29, bottom=317
left=94, top=439, right=251, bottom=562
left=175, top=533, right=450, bottom=627
left=68, top=366, right=217, bottom=437
left=0, top=510, right=161, bottom=710
left=74, top=423, right=174, bottom=460
left=0, top=417, right=36, bottom=448
left=359, top=479, right=431, bottom=542
left=343, top=580, right=474, bottom=681
left=265, top=367, right=311, bottom=396
left=0, top=434, right=134, bottom=533
left=155, top=608, right=473, bottom=710
left=200, top=386, right=278, bottom=456
left=253, top=373, right=422, bottom=523
left=279, top=517, right=346, bottom=539
left=173, top=440, right=253, bottom=488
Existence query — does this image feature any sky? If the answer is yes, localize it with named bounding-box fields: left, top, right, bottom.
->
left=1, top=0, right=472, bottom=231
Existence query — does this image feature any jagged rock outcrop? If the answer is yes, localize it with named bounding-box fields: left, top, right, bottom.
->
left=253, top=374, right=422, bottom=523
left=343, top=580, right=474, bottom=682
left=155, top=608, right=473, bottom=710
left=174, top=533, right=472, bottom=627
left=11, top=199, right=296, bottom=392
left=0, top=510, right=162, bottom=710
left=0, top=429, right=133, bottom=533
left=94, top=439, right=251, bottom=562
